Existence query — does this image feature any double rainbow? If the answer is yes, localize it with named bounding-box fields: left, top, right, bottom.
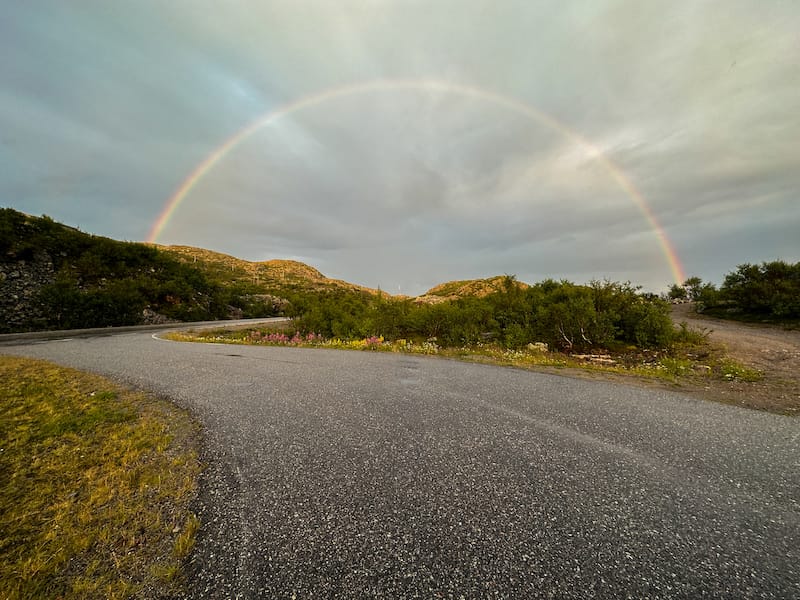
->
left=147, top=78, right=685, bottom=285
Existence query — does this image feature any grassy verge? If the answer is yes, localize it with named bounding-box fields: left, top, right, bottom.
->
left=0, top=356, right=201, bottom=599
left=166, top=325, right=762, bottom=387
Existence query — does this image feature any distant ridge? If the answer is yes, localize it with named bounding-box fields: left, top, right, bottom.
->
left=155, top=246, right=533, bottom=301
left=154, top=244, right=384, bottom=296
left=415, top=275, right=529, bottom=304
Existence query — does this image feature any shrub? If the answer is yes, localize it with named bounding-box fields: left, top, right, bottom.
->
left=291, top=278, right=677, bottom=353
left=721, top=261, right=800, bottom=318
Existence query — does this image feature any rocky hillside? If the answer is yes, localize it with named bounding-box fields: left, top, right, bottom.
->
left=0, top=246, right=56, bottom=332
left=0, top=209, right=262, bottom=332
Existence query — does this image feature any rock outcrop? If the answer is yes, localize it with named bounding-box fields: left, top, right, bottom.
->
left=0, top=251, right=56, bottom=332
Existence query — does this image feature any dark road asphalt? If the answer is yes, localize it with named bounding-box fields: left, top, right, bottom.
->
left=3, top=330, right=799, bottom=598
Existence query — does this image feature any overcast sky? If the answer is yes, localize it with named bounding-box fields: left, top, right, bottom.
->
left=3, top=1, right=798, bottom=296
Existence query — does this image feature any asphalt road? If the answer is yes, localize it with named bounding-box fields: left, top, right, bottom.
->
left=2, top=329, right=799, bottom=598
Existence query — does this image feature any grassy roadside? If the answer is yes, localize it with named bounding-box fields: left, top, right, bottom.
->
left=0, top=356, right=201, bottom=599
left=165, top=325, right=792, bottom=415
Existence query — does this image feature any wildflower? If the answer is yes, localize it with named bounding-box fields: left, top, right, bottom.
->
left=363, top=335, right=384, bottom=349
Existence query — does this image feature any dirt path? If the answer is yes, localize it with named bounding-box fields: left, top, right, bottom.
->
left=671, top=304, right=800, bottom=415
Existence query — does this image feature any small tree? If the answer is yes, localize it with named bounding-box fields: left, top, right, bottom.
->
left=682, top=277, right=704, bottom=301
left=667, top=283, right=688, bottom=301
left=722, top=261, right=800, bottom=318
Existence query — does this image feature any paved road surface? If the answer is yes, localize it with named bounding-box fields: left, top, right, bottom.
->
left=2, top=330, right=799, bottom=598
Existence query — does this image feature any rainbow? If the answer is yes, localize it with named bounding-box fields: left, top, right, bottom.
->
left=147, top=79, right=685, bottom=285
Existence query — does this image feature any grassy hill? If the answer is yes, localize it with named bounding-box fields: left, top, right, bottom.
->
left=416, top=276, right=530, bottom=303
left=5, top=209, right=712, bottom=350
left=153, top=244, right=382, bottom=296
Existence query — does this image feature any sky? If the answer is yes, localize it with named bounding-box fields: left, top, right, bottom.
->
left=2, top=1, right=798, bottom=296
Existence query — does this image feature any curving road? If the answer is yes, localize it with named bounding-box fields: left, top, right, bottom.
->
left=2, top=328, right=799, bottom=598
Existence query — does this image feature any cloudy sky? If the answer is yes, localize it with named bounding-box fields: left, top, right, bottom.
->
left=3, top=1, right=798, bottom=295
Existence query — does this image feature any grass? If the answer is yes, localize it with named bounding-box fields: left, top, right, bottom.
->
left=0, top=356, right=201, bottom=599
left=717, top=358, right=763, bottom=382
left=166, top=325, right=762, bottom=387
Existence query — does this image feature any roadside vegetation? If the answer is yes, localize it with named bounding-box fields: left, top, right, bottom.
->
left=170, top=322, right=758, bottom=386
left=168, top=276, right=767, bottom=408
left=0, top=356, right=201, bottom=599
left=284, top=277, right=678, bottom=352
left=6, top=209, right=796, bottom=336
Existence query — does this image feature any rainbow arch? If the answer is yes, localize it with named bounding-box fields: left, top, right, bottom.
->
left=147, top=78, right=685, bottom=285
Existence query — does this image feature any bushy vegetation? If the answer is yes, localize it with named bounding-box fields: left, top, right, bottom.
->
left=286, top=276, right=676, bottom=352
left=0, top=209, right=278, bottom=332
left=668, top=261, right=800, bottom=321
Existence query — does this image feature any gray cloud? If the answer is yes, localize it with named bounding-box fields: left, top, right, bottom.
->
left=2, top=1, right=798, bottom=295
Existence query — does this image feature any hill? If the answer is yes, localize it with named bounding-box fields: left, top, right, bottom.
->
left=415, top=275, right=529, bottom=304
left=0, top=209, right=254, bottom=332
left=0, top=209, right=387, bottom=333
left=153, top=244, right=382, bottom=296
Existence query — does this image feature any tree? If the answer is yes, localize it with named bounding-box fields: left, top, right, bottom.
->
left=667, top=283, right=688, bottom=301
left=682, top=277, right=704, bottom=301
left=722, top=261, right=800, bottom=318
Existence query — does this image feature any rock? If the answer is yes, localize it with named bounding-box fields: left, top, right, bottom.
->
left=527, top=342, right=549, bottom=353
left=141, top=308, right=176, bottom=325
left=0, top=253, right=56, bottom=332
left=245, top=294, right=290, bottom=312
left=572, top=353, right=617, bottom=365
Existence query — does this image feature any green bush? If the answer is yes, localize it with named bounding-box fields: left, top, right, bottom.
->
left=721, top=261, right=800, bottom=318
left=286, top=277, right=675, bottom=353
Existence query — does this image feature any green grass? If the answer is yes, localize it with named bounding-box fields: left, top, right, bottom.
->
left=0, top=356, right=201, bottom=599
left=656, top=357, right=694, bottom=378
left=716, top=358, right=763, bottom=382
